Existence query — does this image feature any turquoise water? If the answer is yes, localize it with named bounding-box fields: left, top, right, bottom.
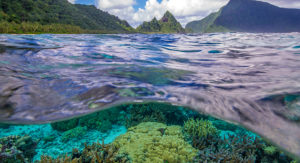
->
left=0, top=33, right=300, bottom=161
left=0, top=122, right=126, bottom=161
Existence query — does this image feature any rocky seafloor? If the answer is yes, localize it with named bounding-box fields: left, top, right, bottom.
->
left=0, top=102, right=298, bottom=163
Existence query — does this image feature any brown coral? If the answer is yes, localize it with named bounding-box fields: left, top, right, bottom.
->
left=0, top=135, right=37, bottom=163
left=38, top=140, right=130, bottom=163
left=193, top=134, right=267, bottom=163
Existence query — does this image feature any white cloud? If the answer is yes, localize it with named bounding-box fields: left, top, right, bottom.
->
left=94, top=0, right=229, bottom=27
left=133, top=0, right=228, bottom=27
left=261, top=0, right=300, bottom=8
left=95, top=0, right=137, bottom=26
left=107, top=6, right=137, bottom=25
left=68, top=0, right=76, bottom=4
left=96, top=0, right=135, bottom=9
left=94, top=0, right=300, bottom=28
left=130, top=0, right=228, bottom=27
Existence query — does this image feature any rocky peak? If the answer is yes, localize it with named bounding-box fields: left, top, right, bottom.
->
left=160, top=11, right=176, bottom=23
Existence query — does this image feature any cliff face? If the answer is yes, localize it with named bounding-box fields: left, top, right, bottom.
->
left=186, top=0, right=300, bottom=33
left=137, top=11, right=185, bottom=33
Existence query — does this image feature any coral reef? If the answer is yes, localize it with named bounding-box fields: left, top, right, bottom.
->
left=38, top=141, right=130, bottom=163
left=51, top=118, right=79, bottom=132
left=42, top=134, right=56, bottom=144
left=184, top=119, right=219, bottom=138
left=263, top=145, right=277, bottom=155
left=189, top=130, right=293, bottom=163
left=123, top=102, right=198, bottom=128
left=183, top=118, right=293, bottom=162
left=0, top=135, right=37, bottom=163
left=113, top=122, right=198, bottom=163
left=0, top=103, right=297, bottom=163
left=61, top=126, right=87, bottom=142
left=32, top=124, right=126, bottom=161
left=183, top=118, right=222, bottom=151
left=193, top=134, right=262, bottom=162
left=50, top=102, right=200, bottom=133
left=78, top=106, right=125, bottom=132
left=0, top=123, right=10, bottom=129
left=50, top=106, right=125, bottom=133
left=78, top=111, right=115, bottom=132
left=211, top=119, right=241, bottom=132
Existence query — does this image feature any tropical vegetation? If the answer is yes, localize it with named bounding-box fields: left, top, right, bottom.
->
left=137, top=11, right=185, bottom=33
left=0, top=0, right=134, bottom=34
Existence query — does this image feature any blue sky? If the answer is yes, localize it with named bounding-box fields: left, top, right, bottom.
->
left=70, top=0, right=300, bottom=27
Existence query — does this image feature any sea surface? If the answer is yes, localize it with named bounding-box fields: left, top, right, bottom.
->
left=0, top=33, right=300, bottom=157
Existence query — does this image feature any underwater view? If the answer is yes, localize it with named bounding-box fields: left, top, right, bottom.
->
left=0, top=102, right=297, bottom=162
left=0, top=33, right=299, bottom=162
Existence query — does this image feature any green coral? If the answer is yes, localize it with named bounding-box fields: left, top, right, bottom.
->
left=78, top=107, right=122, bottom=132
left=113, top=122, right=198, bottom=163
left=43, top=134, right=57, bottom=143
left=123, top=102, right=196, bottom=128
left=0, top=123, right=10, bottom=129
left=61, top=126, right=87, bottom=142
left=184, top=119, right=219, bottom=138
left=50, top=106, right=123, bottom=133
left=263, top=145, right=277, bottom=155
left=51, top=118, right=79, bottom=131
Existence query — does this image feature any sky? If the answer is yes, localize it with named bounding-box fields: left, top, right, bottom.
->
left=68, top=0, right=300, bottom=28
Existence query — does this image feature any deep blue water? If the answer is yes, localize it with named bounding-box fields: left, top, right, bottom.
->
left=0, top=33, right=300, bottom=156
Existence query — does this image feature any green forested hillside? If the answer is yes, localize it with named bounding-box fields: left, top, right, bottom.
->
left=185, top=9, right=229, bottom=33
left=137, top=11, right=185, bottom=33
left=0, top=0, right=134, bottom=34
left=136, top=18, right=161, bottom=33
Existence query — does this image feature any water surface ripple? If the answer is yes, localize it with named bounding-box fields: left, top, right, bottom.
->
left=0, top=33, right=300, bottom=157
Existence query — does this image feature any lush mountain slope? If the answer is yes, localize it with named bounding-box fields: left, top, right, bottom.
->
left=136, top=18, right=161, bottom=33
left=137, top=11, right=185, bottom=33
left=185, top=9, right=228, bottom=33
left=186, top=0, right=300, bottom=33
left=0, top=0, right=134, bottom=33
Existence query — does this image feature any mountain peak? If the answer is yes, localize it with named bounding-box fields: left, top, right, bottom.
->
left=136, top=11, right=184, bottom=33
left=151, top=17, right=158, bottom=22
left=229, top=0, right=249, bottom=1
left=160, top=11, right=176, bottom=23
left=228, top=0, right=251, bottom=2
left=164, top=10, right=173, bottom=16
left=186, top=0, right=300, bottom=33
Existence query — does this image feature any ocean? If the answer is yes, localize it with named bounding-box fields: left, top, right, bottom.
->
left=0, top=33, right=299, bottom=162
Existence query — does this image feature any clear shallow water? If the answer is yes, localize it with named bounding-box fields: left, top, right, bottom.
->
left=0, top=33, right=300, bottom=157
